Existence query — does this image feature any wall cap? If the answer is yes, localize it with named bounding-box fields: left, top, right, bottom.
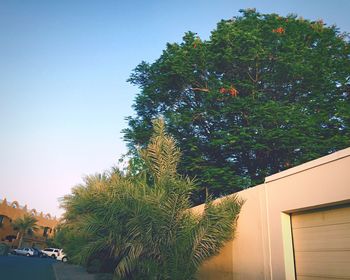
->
left=265, top=147, right=350, bottom=183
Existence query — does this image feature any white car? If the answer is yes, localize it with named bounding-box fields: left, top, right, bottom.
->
left=41, top=248, right=60, bottom=258
left=13, top=247, right=36, bottom=257
left=56, top=249, right=68, bottom=262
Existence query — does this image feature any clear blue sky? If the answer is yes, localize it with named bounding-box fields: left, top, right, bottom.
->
left=1, top=0, right=349, bottom=217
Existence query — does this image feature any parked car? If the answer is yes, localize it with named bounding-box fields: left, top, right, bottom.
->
left=41, top=248, right=60, bottom=258
left=13, top=247, right=36, bottom=257
left=56, top=249, right=68, bottom=263
left=31, top=247, right=47, bottom=258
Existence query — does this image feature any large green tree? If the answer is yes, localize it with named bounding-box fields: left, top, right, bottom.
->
left=124, top=9, right=350, bottom=202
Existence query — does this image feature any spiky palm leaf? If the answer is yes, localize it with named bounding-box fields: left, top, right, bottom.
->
left=140, top=118, right=181, bottom=184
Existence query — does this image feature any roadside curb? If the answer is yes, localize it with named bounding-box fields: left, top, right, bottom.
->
left=52, top=262, right=95, bottom=280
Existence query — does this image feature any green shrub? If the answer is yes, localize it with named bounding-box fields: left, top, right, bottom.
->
left=59, top=119, right=243, bottom=279
left=0, top=243, right=9, bottom=256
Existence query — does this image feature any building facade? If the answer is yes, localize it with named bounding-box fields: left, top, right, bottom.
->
left=0, top=199, right=59, bottom=249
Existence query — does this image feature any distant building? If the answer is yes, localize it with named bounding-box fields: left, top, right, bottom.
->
left=0, top=199, right=59, bottom=249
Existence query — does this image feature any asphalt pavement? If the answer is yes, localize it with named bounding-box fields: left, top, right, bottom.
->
left=0, top=255, right=113, bottom=280
left=0, top=255, right=56, bottom=280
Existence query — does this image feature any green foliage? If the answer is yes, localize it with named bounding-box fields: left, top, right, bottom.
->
left=0, top=243, right=10, bottom=256
left=12, top=214, right=38, bottom=234
left=59, top=119, right=243, bottom=279
left=124, top=9, right=350, bottom=202
left=12, top=214, right=38, bottom=248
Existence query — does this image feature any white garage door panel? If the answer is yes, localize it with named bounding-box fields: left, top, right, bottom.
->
left=294, top=251, right=350, bottom=279
left=298, top=277, right=350, bottom=280
left=292, top=205, right=350, bottom=280
left=293, top=223, right=350, bottom=251
left=292, top=206, right=350, bottom=229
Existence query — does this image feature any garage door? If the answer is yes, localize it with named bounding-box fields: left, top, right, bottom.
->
left=291, top=204, right=350, bottom=280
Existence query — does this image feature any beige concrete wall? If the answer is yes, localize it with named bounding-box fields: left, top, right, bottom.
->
left=197, top=147, right=350, bottom=280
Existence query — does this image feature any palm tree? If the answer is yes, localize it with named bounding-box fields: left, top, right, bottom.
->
left=59, top=118, right=243, bottom=279
left=12, top=214, right=38, bottom=248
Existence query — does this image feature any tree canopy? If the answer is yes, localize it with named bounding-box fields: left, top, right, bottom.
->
left=124, top=9, right=350, bottom=203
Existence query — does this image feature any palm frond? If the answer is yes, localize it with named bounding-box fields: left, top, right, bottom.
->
left=140, top=118, right=181, bottom=183
left=58, top=118, right=243, bottom=279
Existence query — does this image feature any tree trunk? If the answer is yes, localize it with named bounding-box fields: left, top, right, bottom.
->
left=18, top=233, right=23, bottom=248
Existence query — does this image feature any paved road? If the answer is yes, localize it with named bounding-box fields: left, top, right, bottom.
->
left=0, top=255, right=56, bottom=280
